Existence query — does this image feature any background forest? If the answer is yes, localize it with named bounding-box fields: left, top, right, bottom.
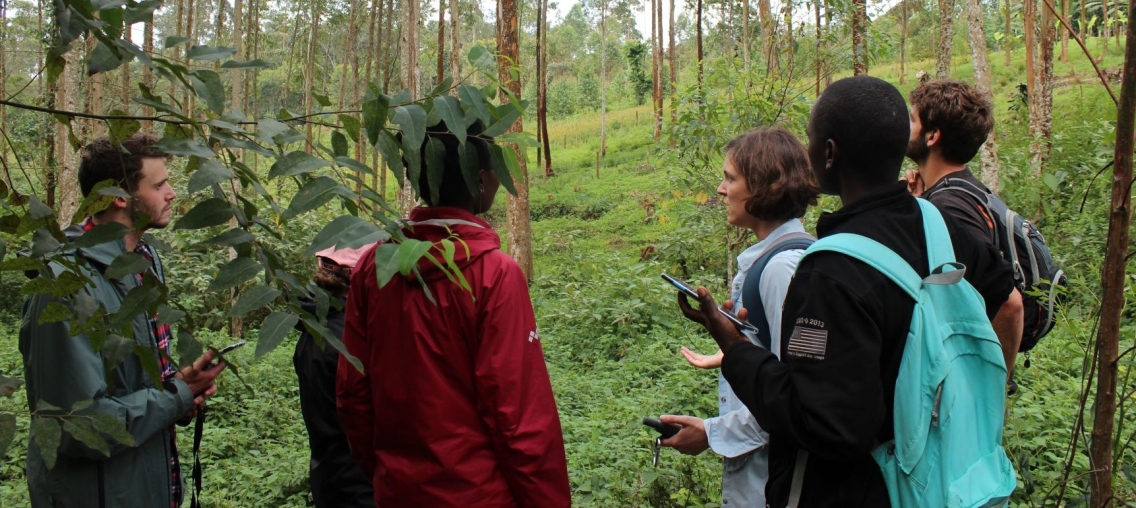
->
left=1, top=0, right=1136, bottom=504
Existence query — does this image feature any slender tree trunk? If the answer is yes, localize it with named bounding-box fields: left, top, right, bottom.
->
left=84, top=36, right=105, bottom=139
left=382, top=0, right=395, bottom=92
left=1103, top=0, right=1110, bottom=51
left=1090, top=1, right=1136, bottom=504
left=900, top=0, right=907, bottom=84
left=232, top=0, right=245, bottom=113
left=1005, top=0, right=1013, bottom=67
left=399, top=0, right=420, bottom=214
left=450, top=0, right=460, bottom=84
left=0, top=0, right=7, bottom=185
left=538, top=0, right=552, bottom=176
left=743, top=0, right=751, bottom=72
left=668, top=0, right=676, bottom=130
left=1025, top=0, right=1036, bottom=124
left=304, top=0, right=323, bottom=154
left=758, top=0, right=774, bottom=70
left=56, top=46, right=82, bottom=221
left=600, top=0, right=608, bottom=157
left=498, top=0, right=533, bottom=279
left=937, top=0, right=954, bottom=78
left=697, top=0, right=704, bottom=90
left=656, top=0, right=663, bottom=130
left=214, top=0, right=226, bottom=72
left=966, top=0, right=1001, bottom=189
left=1060, top=0, right=1070, bottom=60
left=852, top=0, right=868, bottom=75
left=141, top=21, right=154, bottom=131
left=1032, top=0, right=1056, bottom=174
left=436, top=0, right=445, bottom=83
left=120, top=29, right=131, bottom=112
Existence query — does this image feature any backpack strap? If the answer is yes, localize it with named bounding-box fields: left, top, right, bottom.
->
left=741, top=232, right=816, bottom=350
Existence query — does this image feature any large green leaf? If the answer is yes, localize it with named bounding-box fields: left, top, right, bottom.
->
left=89, top=413, right=135, bottom=447
left=334, top=156, right=370, bottom=174
left=393, top=105, right=427, bottom=193
left=123, top=0, right=160, bottom=23
left=63, top=418, right=110, bottom=457
left=207, top=257, right=263, bottom=292
left=155, top=304, right=186, bottom=327
left=458, top=143, right=481, bottom=199
left=107, top=110, right=140, bottom=144
left=109, top=286, right=159, bottom=328
left=105, top=252, right=150, bottom=279
left=203, top=228, right=255, bottom=247
left=396, top=239, right=433, bottom=276
left=433, top=96, right=467, bottom=144
left=467, top=45, right=495, bottom=69
left=307, top=216, right=386, bottom=255
left=173, top=198, right=233, bottom=230
left=300, top=316, right=362, bottom=372
left=186, top=45, right=237, bottom=61
left=269, top=151, right=330, bottom=178
left=489, top=144, right=519, bottom=197
left=362, top=89, right=390, bottom=147
left=0, top=374, right=23, bottom=398
left=187, top=161, right=235, bottom=194
left=331, top=131, right=349, bottom=158
left=375, top=132, right=403, bottom=187
left=338, top=114, right=361, bottom=143
left=256, top=119, right=290, bottom=144
left=189, top=70, right=225, bottom=115
left=482, top=105, right=522, bottom=138
left=220, top=59, right=273, bottom=69
left=458, top=85, right=491, bottom=124
left=255, top=312, right=298, bottom=359
left=176, top=329, right=203, bottom=369
left=373, top=243, right=401, bottom=287
left=31, top=417, right=62, bottom=470
left=425, top=138, right=445, bottom=206
left=229, top=285, right=281, bottom=317
left=163, top=36, right=191, bottom=49
left=284, top=177, right=341, bottom=220
left=154, top=138, right=216, bottom=158
left=31, top=228, right=61, bottom=256
left=87, top=40, right=127, bottom=75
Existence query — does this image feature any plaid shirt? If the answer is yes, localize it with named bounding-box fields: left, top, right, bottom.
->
left=81, top=219, right=182, bottom=507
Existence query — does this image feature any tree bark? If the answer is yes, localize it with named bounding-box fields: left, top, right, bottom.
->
left=851, top=0, right=867, bottom=75
left=653, top=0, right=663, bottom=139
left=900, top=0, right=907, bottom=84
left=537, top=0, right=552, bottom=176
left=937, top=0, right=954, bottom=78
left=498, top=0, right=533, bottom=280
left=743, top=0, right=751, bottom=73
left=436, top=0, right=445, bottom=83
left=1031, top=0, right=1055, bottom=174
left=56, top=46, right=82, bottom=222
left=232, top=0, right=245, bottom=114
left=1025, top=0, right=1036, bottom=124
left=965, top=0, right=1001, bottom=190
left=399, top=0, right=420, bottom=214
left=1060, top=0, right=1069, bottom=61
left=303, top=0, right=323, bottom=154
left=1005, top=0, right=1012, bottom=67
left=758, top=0, right=775, bottom=71
left=600, top=0, right=608, bottom=157
left=668, top=0, right=676, bottom=142
left=450, top=0, right=459, bottom=85
left=0, top=0, right=7, bottom=185
left=1090, top=2, right=1136, bottom=504
left=697, top=0, right=704, bottom=89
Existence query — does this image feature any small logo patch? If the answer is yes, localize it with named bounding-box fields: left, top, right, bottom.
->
left=528, top=330, right=540, bottom=343
left=786, top=325, right=828, bottom=360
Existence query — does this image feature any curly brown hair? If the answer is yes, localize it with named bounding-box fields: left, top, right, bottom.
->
left=725, top=127, right=820, bottom=222
left=314, top=259, right=351, bottom=296
left=78, top=133, right=169, bottom=197
left=909, top=79, right=994, bottom=166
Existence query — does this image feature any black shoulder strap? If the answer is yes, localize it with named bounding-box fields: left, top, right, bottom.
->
left=742, top=232, right=816, bottom=350
left=926, top=177, right=993, bottom=208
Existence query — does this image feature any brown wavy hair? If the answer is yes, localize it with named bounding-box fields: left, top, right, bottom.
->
left=314, top=259, right=351, bottom=296
left=725, top=127, right=820, bottom=222
left=909, top=79, right=994, bottom=165
left=78, top=133, right=169, bottom=197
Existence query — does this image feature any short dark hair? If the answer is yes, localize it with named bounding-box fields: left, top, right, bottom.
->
left=412, top=119, right=494, bottom=207
left=725, top=127, right=820, bottom=222
left=811, top=76, right=909, bottom=184
left=78, top=133, right=166, bottom=197
left=909, top=79, right=994, bottom=165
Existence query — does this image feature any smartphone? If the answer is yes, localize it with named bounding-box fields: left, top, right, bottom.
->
left=660, top=274, right=758, bottom=334
left=216, top=341, right=246, bottom=355
left=642, top=417, right=681, bottom=439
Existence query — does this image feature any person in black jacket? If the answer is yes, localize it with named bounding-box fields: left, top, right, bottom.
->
left=294, top=245, right=375, bottom=507
left=676, top=76, right=1015, bottom=507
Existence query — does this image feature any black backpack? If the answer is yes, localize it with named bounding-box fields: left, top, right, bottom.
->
left=741, top=232, right=816, bottom=350
left=930, top=177, right=1066, bottom=352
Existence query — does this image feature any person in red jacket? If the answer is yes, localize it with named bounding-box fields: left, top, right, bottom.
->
left=336, top=118, right=571, bottom=507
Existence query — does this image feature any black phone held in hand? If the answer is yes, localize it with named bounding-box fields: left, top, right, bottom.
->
left=642, top=417, right=681, bottom=439
left=660, top=273, right=758, bottom=334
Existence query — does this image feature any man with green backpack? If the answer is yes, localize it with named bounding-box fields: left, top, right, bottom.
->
left=676, top=76, right=1018, bottom=507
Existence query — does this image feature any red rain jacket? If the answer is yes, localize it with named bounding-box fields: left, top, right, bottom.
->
left=336, top=206, right=571, bottom=507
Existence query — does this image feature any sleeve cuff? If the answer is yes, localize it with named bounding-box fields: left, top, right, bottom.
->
left=166, top=378, right=195, bottom=415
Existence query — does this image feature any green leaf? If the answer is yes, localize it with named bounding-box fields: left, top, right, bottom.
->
left=29, top=196, right=55, bottom=220
left=102, top=334, right=134, bottom=371
left=156, top=304, right=186, bottom=327
left=300, top=316, right=362, bottom=372
left=338, top=114, right=361, bottom=143
left=220, top=59, right=273, bottom=69
left=307, top=216, right=385, bottom=255
left=433, top=96, right=467, bottom=145
left=133, top=344, right=164, bottom=389
left=31, top=228, right=62, bottom=256
left=425, top=138, right=446, bottom=205
left=186, top=45, right=237, bottom=61
left=176, top=329, right=203, bottom=369
left=109, top=285, right=159, bottom=328
left=331, top=131, right=349, bottom=158
left=89, top=413, right=135, bottom=447
left=0, top=414, right=16, bottom=457
left=483, top=105, right=521, bottom=138
left=189, top=70, right=225, bottom=115
left=489, top=144, right=519, bottom=196
left=393, top=105, right=428, bottom=193
left=362, top=91, right=390, bottom=147
left=268, top=151, right=331, bottom=178
left=207, top=257, right=263, bottom=292
left=38, top=302, right=72, bottom=324
left=312, top=90, right=331, bottom=108
left=457, top=143, right=481, bottom=199
left=396, top=239, right=432, bottom=276
left=105, top=252, right=150, bottom=279
left=255, top=312, right=298, bottom=359
left=0, top=375, right=23, bottom=398
left=173, top=198, right=234, bottom=230
left=375, top=131, right=403, bottom=187
left=124, top=0, right=160, bottom=23
left=154, top=138, right=216, bottom=158
left=458, top=85, right=491, bottom=124
left=284, top=177, right=341, bottom=220
left=163, top=36, right=191, bottom=49
left=467, top=45, right=495, bottom=69
left=256, top=119, right=290, bottom=144
left=187, top=161, right=235, bottom=194
left=63, top=418, right=110, bottom=457
left=73, top=291, right=99, bottom=322
left=107, top=110, right=141, bottom=144
left=229, top=285, right=281, bottom=317
left=31, top=417, right=62, bottom=470
left=88, top=40, right=127, bottom=75
left=373, top=243, right=401, bottom=287
left=335, top=156, right=370, bottom=174
left=203, top=228, right=255, bottom=247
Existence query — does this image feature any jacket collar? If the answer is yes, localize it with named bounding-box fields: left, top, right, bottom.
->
left=737, top=218, right=806, bottom=269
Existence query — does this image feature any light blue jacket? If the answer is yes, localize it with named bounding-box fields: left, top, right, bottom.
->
left=703, top=219, right=805, bottom=508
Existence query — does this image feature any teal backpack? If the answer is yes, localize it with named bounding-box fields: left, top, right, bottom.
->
left=798, top=198, right=1016, bottom=508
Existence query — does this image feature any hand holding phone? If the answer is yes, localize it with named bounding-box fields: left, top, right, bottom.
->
left=661, top=274, right=757, bottom=334
left=204, top=341, right=244, bottom=370
left=642, top=417, right=681, bottom=439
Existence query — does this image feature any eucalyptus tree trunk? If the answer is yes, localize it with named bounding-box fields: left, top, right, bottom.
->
left=498, top=0, right=533, bottom=279
left=303, top=0, right=323, bottom=154
left=758, top=0, right=775, bottom=70
left=817, top=0, right=824, bottom=91
left=1025, top=0, right=1036, bottom=122
left=142, top=21, right=154, bottom=131
left=55, top=47, right=82, bottom=222
left=696, top=0, right=704, bottom=89
left=743, top=0, right=751, bottom=73
left=900, top=0, right=907, bottom=84
left=600, top=0, right=608, bottom=157
left=83, top=37, right=105, bottom=139
left=436, top=0, right=445, bottom=83
left=653, top=0, right=662, bottom=139
left=399, top=0, right=420, bottom=214
left=1060, top=0, right=1069, bottom=60
left=965, top=0, right=1001, bottom=190
left=1089, top=1, right=1136, bottom=503
left=851, top=0, right=867, bottom=75
left=120, top=30, right=130, bottom=112
left=449, top=0, right=459, bottom=84
left=1031, top=0, right=1055, bottom=174
left=668, top=0, right=676, bottom=140
left=937, top=0, right=954, bottom=78
left=1005, top=0, right=1012, bottom=65
left=537, top=0, right=552, bottom=176
left=0, top=0, right=7, bottom=184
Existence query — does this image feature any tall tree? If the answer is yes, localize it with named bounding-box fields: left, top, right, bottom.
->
left=536, top=0, right=552, bottom=176
left=758, top=0, right=775, bottom=70
left=900, top=0, right=907, bottom=84
left=400, top=0, right=420, bottom=213
left=142, top=20, right=154, bottom=131
left=1090, top=1, right=1136, bottom=504
left=450, top=0, right=459, bottom=83
left=965, top=0, right=1001, bottom=189
left=54, top=44, right=82, bottom=220
left=0, top=0, right=6, bottom=179
left=653, top=0, right=663, bottom=139
left=1005, top=0, right=1012, bottom=65
left=851, top=0, right=867, bottom=75
left=937, top=0, right=954, bottom=78
left=303, top=0, right=323, bottom=154
left=600, top=0, right=608, bottom=156
left=1031, top=0, right=1056, bottom=173
left=696, top=0, right=704, bottom=89
left=498, top=0, right=534, bottom=279
left=1060, top=0, right=1069, bottom=61
left=743, top=0, right=751, bottom=72
left=668, top=0, right=676, bottom=138
left=436, top=0, right=445, bottom=83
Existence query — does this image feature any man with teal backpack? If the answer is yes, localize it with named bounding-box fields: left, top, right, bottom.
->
left=676, top=76, right=1017, bottom=507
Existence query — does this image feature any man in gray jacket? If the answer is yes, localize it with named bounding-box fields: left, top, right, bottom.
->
left=20, top=133, right=226, bottom=507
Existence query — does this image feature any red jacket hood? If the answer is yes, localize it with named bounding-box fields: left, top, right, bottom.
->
left=402, top=206, right=501, bottom=282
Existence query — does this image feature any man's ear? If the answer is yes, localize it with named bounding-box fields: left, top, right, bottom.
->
left=825, top=139, right=839, bottom=172
left=111, top=195, right=130, bottom=210
left=926, top=128, right=942, bottom=148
